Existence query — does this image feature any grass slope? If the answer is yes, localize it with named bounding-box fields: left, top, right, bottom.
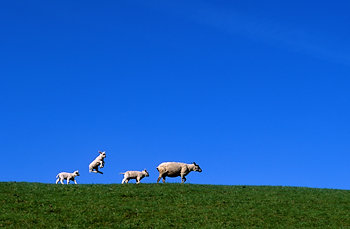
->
left=1, top=182, right=350, bottom=228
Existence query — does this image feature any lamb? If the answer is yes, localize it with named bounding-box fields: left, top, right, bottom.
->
left=120, top=170, right=149, bottom=184
left=89, top=151, right=106, bottom=174
left=55, top=170, right=80, bottom=184
left=156, top=162, right=202, bottom=183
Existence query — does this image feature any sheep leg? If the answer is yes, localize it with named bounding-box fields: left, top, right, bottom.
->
left=122, top=178, right=126, bottom=184
left=125, top=179, right=129, bottom=184
left=157, top=176, right=162, bottom=183
left=96, top=167, right=103, bottom=174
left=74, top=179, right=77, bottom=184
left=56, top=178, right=60, bottom=184
left=136, top=177, right=140, bottom=184
left=93, top=167, right=103, bottom=174
left=60, top=179, right=64, bottom=184
left=162, top=175, right=166, bottom=184
left=181, top=175, right=186, bottom=184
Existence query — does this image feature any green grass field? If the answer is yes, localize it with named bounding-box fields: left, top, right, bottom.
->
left=1, top=182, right=350, bottom=228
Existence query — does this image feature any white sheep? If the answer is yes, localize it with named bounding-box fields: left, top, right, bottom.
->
left=89, top=151, right=106, bottom=174
left=55, top=170, right=80, bottom=184
left=120, top=169, right=149, bottom=184
left=156, top=162, right=202, bottom=183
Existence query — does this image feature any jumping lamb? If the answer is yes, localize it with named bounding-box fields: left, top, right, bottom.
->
left=120, top=169, right=149, bottom=184
left=55, top=170, right=80, bottom=184
left=156, top=162, right=202, bottom=183
left=89, top=151, right=106, bottom=174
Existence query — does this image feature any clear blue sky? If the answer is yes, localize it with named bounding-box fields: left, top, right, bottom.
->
left=1, top=1, right=349, bottom=188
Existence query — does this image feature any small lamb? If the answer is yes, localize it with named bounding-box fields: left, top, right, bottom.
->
left=89, top=151, right=106, bottom=174
left=56, top=170, right=80, bottom=184
left=120, top=169, right=149, bottom=184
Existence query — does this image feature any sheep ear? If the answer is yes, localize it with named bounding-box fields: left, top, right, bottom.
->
left=99, top=151, right=102, bottom=154
left=193, top=162, right=197, bottom=165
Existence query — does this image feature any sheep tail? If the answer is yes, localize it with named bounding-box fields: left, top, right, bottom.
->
left=119, top=172, right=125, bottom=175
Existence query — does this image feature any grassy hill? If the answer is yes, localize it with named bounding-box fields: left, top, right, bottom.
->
left=1, top=182, right=350, bottom=228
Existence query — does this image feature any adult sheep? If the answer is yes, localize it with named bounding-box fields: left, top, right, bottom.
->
left=89, top=151, right=106, bottom=174
left=156, top=162, right=202, bottom=183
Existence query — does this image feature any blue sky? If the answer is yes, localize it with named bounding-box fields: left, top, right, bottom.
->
left=1, top=1, right=349, bottom=188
